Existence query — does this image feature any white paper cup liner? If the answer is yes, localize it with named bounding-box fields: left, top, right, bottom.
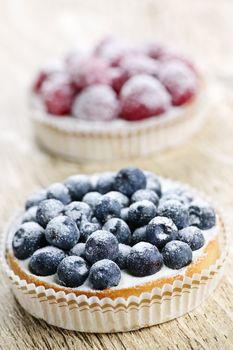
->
left=1, top=183, right=228, bottom=332
left=30, top=89, right=207, bottom=162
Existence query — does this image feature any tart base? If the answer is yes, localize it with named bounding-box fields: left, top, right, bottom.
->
left=2, top=211, right=228, bottom=332
left=31, top=89, right=206, bottom=162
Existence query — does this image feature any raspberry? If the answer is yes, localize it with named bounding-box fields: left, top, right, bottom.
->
left=119, top=55, right=159, bottom=77
left=72, top=85, right=119, bottom=121
left=158, top=60, right=197, bottom=106
left=32, top=59, right=65, bottom=93
left=94, top=36, right=134, bottom=66
left=109, top=67, right=129, bottom=94
left=41, top=73, right=75, bottom=116
left=120, top=74, right=171, bottom=121
left=144, top=42, right=166, bottom=59
left=70, top=56, right=110, bottom=89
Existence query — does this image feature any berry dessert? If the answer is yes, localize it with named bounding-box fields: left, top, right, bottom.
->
left=2, top=167, right=228, bottom=332
left=30, top=37, right=205, bottom=161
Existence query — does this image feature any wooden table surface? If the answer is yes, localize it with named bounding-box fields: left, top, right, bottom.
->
left=0, top=1, right=233, bottom=349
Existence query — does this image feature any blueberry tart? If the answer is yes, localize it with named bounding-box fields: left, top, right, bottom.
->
left=2, top=167, right=228, bottom=332
left=30, top=37, right=206, bottom=161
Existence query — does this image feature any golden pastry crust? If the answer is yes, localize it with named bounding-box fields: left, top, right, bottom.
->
left=6, top=215, right=224, bottom=300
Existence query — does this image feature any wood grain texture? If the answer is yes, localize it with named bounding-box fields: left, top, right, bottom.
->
left=0, top=0, right=233, bottom=349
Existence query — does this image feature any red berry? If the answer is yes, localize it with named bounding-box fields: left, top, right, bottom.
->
left=70, top=56, right=110, bottom=89
left=158, top=50, right=196, bottom=73
left=94, top=37, right=136, bottom=67
left=158, top=60, right=197, bottom=106
left=143, top=42, right=166, bottom=59
left=120, top=74, right=171, bottom=121
left=109, top=67, right=129, bottom=94
left=32, top=59, right=65, bottom=93
left=41, top=74, right=75, bottom=116
left=72, top=85, right=119, bottom=121
left=119, top=54, right=159, bottom=77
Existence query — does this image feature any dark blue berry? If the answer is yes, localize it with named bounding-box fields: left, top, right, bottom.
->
left=57, top=256, right=89, bottom=287
left=79, top=220, right=101, bottom=242
left=47, top=182, right=71, bottom=205
left=85, top=230, right=119, bottom=264
left=157, top=199, right=189, bottom=229
left=64, top=175, right=92, bottom=201
left=127, top=242, right=163, bottom=277
left=82, top=192, right=102, bottom=209
left=94, top=195, right=121, bottom=223
left=89, top=259, right=121, bottom=290
left=145, top=172, right=162, bottom=197
left=106, top=191, right=129, bottom=208
left=131, top=226, right=147, bottom=245
left=103, top=218, right=131, bottom=244
left=69, top=242, right=86, bottom=258
left=160, top=194, right=187, bottom=206
left=21, top=206, right=38, bottom=223
left=64, top=201, right=92, bottom=225
left=115, top=244, right=131, bottom=269
left=25, top=189, right=47, bottom=210
left=114, top=167, right=146, bottom=196
left=12, top=222, right=46, bottom=259
left=29, top=246, right=65, bottom=276
left=120, top=207, right=129, bottom=222
left=36, top=199, right=64, bottom=228
left=128, top=200, right=156, bottom=227
left=162, top=240, right=192, bottom=269
left=95, top=172, right=116, bottom=194
left=188, top=200, right=216, bottom=230
left=146, top=216, right=178, bottom=249
left=131, top=189, right=159, bottom=206
left=177, top=226, right=205, bottom=251
left=161, top=187, right=192, bottom=205
left=45, top=216, right=80, bottom=250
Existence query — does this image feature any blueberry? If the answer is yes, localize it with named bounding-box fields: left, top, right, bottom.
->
left=95, top=172, right=116, bottom=194
left=106, top=191, right=129, bottom=208
left=79, top=220, right=101, bottom=242
left=115, top=244, right=131, bottom=269
left=146, top=216, right=178, bottom=249
left=29, top=246, right=66, bottom=276
left=89, top=259, right=121, bottom=290
left=12, top=222, right=46, bottom=259
left=21, top=206, right=38, bottom=223
left=64, top=175, right=92, bottom=201
left=128, top=200, right=156, bottom=227
left=131, top=226, right=147, bottom=245
left=82, top=191, right=102, bottom=209
left=157, top=200, right=189, bottom=229
left=36, top=199, right=64, bottom=228
left=64, top=201, right=92, bottom=225
left=188, top=200, right=216, bottom=230
left=94, top=195, right=121, bottom=223
left=57, top=256, right=89, bottom=287
left=114, top=167, right=146, bottom=196
left=120, top=207, right=129, bottom=222
left=162, top=240, right=192, bottom=269
left=161, top=187, right=192, bottom=205
left=177, top=226, right=205, bottom=251
left=45, top=216, right=80, bottom=250
left=85, top=230, right=119, bottom=264
left=103, top=218, right=131, bottom=244
left=160, top=194, right=187, bottom=206
left=69, top=242, right=86, bottom=258
left=127, top=242, right=163, bottom=277
left=25, top=189, right=47, bottom=210
left=47, top=182, right=71, bottom=205
left=145, top=172, right=162, bottom=197
left=131, top=189, right=159, bottom=206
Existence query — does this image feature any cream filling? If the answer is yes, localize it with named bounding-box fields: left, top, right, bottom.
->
left=7, top=175, right=218, bottom=291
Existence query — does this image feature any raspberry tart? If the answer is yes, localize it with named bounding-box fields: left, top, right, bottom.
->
left=30, top=37, right=206, bottom=162
left=2, top=167, right=228, bottom=332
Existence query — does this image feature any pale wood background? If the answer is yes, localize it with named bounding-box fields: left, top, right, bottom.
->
left=0, top=1, right=233, bottom=349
